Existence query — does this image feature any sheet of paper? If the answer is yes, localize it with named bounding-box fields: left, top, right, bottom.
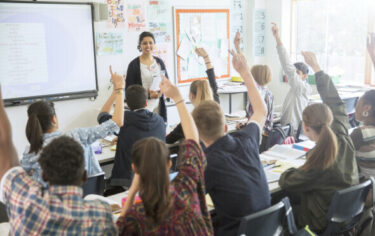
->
left=264, top=144, right=306, bottom=160
left=177, top=36, right=193, bottom=60
left=150, top=75, right=162, bottom=91
left=106, top=0, right=125, bottom=28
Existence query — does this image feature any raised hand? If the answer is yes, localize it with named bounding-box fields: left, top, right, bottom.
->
left=301, top=51, right=321, bottom=73
left=109, top=65, right=125, bottom=90
left=232, top=50, right=250, bottom=76
left=271, top=23, right=280, bottom=39
left=234, top=31, right=241, bottom=53
left=195, top=47, right=208, bottom=58
left=159, top=77, right=182, bottom=102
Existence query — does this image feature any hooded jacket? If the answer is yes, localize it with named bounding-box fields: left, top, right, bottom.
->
left=97, top=109, right=166, bottom=187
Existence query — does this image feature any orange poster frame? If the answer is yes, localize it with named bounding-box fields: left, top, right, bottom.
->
left=174, top=8, right=230, bottom=84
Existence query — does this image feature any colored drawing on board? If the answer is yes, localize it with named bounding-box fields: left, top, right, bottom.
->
left=127, top=3, right=146, bottom=32
left=96, top=33, right=123, bottom=56
left=148, top=0, right=172, bottom=43
left=153, top=43, right=169, bottom=67
left=107, top=0, right=125, bottom=28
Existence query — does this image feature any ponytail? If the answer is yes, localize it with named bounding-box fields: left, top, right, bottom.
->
left=132, top=137, right=173, bottom=224
left=26, top=114, right=44, bottom=153
left=190, top=80, right=213, bottom=106
left=25, top=101, right=56, bottom=154
left=301, top=103, right=337, bottom=171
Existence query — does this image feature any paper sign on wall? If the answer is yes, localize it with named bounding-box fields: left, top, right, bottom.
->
left=127, top=3, right=146, bottom=32
left=107, top=0, right=125, bottom=28
left=96, top=32, right=123, bottom=56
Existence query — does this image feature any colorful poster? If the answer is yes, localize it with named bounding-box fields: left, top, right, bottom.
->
left=126, top=3, right=146, bottom=32
left=147, top=0, right=172, bottom=43
left=107, top=0, right=125, bottom=28
left=96, top=33, right=123, bottom=56
left=153, top=43, right=169, bottom=67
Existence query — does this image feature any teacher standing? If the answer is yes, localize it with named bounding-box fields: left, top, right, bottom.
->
left=125, top=31, right=168, bottom=122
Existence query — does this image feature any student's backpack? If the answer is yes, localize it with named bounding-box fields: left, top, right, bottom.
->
left=264, top=124, right=294, bottom=151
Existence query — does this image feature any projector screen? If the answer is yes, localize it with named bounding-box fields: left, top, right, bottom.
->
left=0, top=1, right=98, bottom=105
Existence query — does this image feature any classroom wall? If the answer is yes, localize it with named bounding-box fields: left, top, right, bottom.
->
left=5, top=0, right=289, bottom=157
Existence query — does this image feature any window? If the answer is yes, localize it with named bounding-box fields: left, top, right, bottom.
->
left=291, top=0, right=375, bottom=86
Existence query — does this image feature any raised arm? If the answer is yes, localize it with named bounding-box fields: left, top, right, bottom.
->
left=232, top=49, right=267, bottom=127
left=272, top=23, right=306, bottom=91
left=0, top=86, right=19, bottom=180
left=368, top=33, right=375, bottom=69
left=302, top=51, right=349, bottom=134
left=195, top=47, right=220, bottom=103
left=160, top=78, right=199, bottom=143
left=110, top=66, right=125, bottom=128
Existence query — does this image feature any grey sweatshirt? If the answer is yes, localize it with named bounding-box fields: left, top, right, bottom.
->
left=277, top=44, right=312, bottom=129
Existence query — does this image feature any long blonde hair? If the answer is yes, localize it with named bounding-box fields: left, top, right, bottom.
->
left=301, top=103, right=338, bottom=171
left=190, top=80, right=213, bottom=106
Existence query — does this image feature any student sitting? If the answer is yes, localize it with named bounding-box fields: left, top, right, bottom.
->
left=116, top=77, right=213, bottom=235
left=192, top=49, right=270, bottom=235
left=21, top=67, right=124, bottom=187
left=0, top=89, right=116, bottom=234
left=279, top=51, right=359, bottom=233
left=97, top=83, right=165, bottom=187
left=350, top=90, right=375, bottom=178
left=272, top=23, right=312, bottom=129
left=166, top=47, right=220, bottom=144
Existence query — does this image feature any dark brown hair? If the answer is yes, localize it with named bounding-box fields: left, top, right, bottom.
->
left=126, top=85, right=147, bottom=110
left=132, top=137, right=173, bottom=224
left=26, top=101, right=56, bottom=154
left=301, top=103, right=337, bottom=171
left=137, top=31, right=155, bottom=52
left=362, top=90, right=375, bottom=118
left=39, top=136, right=84, bottom=185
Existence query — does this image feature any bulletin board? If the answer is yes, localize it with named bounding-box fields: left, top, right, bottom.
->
left=174, top=8, right=230, bottom=84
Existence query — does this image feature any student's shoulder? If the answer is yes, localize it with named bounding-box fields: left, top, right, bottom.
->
left=233, top=121, right=262, bottom=140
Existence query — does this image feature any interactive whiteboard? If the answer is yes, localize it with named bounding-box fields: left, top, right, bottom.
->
left=0, top=1, right=98, bottom=105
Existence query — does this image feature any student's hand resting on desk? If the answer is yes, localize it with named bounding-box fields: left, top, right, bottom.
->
left=109, top=65, right=125, bottom=90
left=160, top=77, right=182, bottom=102
left=301, top=51, right=321, bottom=73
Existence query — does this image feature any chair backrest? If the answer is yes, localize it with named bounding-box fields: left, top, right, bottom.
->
left=265, top=124, right=293, bottom=150
left=82, top=173, right=105, bottom=197
left=237, top=197, right=296, bottom=236
left=326, top=179, right=373, bottom=224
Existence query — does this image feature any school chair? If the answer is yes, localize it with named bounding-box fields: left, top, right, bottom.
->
left=237, top=197, right=298, bottom=236
left=321, top=178, right=374, bottom=236
left=264, top=124, right=294, bottom=151
left=82, top=173, right=105, bottom=197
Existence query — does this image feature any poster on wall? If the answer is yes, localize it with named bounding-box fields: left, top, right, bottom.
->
left=231, top=0, right=244, bottom=51
left=96, top=32, right=123, bottom=56
left=253, top=9, right=266, bottom=57
left=153, top=43, right=169, bottom=67
left=107, top=0, right=125, bottom=28
left=147, top=0, right=172, bottom=43
left=174, top=8, right=230, bottom=84
left=127, top=3, right=146, bottom=32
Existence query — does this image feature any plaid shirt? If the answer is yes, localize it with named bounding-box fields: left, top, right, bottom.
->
left=247, top=86, right=274, bottom=136
left=0, top=167, right=117, bottom=235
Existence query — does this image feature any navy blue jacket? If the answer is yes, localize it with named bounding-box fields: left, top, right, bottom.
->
left=125, top=56, right=168, bottom=122
left=98, top=109, right=166, bottom=186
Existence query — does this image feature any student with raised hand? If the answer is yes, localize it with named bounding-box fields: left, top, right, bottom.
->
left=272, top=23, right=312, bottom=130
left=234, top=32, right=274, bottom=151
left=350, top=90, right=375, bottom=178
left=192, top=48, right=270, bottom=236
left=116, top=77, right=213, bottom=235
left=166, top=47, right=220, bottom=144
left=97, top=75, right=166, bottom=188
left=0, top=90, right=117, bottom=234
left=21, top=66, right=124, bottom=187
left=279, top=51, right=359, bottom=233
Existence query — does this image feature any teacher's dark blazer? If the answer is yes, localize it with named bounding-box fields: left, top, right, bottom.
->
left=125, top=56, right=168, bottom=122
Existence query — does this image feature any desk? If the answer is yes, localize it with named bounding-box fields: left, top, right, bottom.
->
left=218, top=84, right=248, bottom=114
